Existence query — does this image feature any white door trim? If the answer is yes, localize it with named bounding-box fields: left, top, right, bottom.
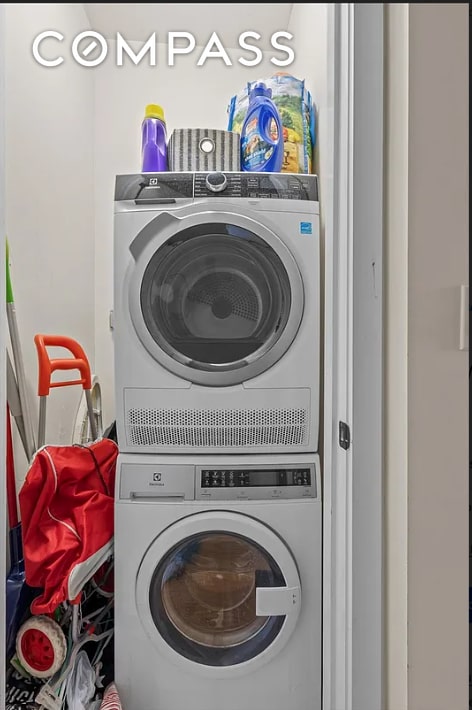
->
left=351, top=5, right=384, bottom=710
left=324, top=5, right=384, bottom=710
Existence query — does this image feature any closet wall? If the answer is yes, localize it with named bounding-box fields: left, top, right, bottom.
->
left=405, top=5, right=468, bottom=708
left=5, top=4, right=95, bottom=480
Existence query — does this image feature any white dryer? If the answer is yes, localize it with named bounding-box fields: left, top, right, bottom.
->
left=113, top=171, right=320, bottom=454
left=114, top=453, right=322, bottom=710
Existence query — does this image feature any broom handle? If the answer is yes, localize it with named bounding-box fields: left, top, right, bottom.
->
left=6, top=241, right=37, bottom=461
left=6, top=406, right=19, bottom=528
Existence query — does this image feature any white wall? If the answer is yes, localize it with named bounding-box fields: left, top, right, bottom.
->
left=5, top=4, right=95, bottom=482
left=385, top=4, right=469, bottom=709
left=93, top=34, right=322, bottom=424
left=406, top=5, right=468, bottom=709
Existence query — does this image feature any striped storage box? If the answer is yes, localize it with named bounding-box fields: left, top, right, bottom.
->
left=168, top=128, right=240, bottom=171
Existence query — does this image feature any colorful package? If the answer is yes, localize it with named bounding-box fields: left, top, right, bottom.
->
left=227, top=73, right=316, bottom=174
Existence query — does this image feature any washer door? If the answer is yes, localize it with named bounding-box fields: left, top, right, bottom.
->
left=128, top=208, right=304, bottom=386
left=135, top=512, right=302, bottom=672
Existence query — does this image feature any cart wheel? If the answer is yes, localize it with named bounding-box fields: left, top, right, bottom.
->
left=16, top=615, right=67, bottom=678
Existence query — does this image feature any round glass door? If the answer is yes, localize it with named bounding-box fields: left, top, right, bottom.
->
left=148, top=532, right=286, bottom=666
left=129, top=214, right=304, bottom=386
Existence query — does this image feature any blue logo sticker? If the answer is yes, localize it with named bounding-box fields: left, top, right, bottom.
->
left=300, top=222, right=312, bottom=235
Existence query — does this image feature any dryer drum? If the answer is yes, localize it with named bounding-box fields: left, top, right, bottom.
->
left=186, top=269, right=262, bottom=331
left=140, top=224, right=292, bottom=371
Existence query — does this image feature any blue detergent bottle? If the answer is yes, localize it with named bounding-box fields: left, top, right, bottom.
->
left=141, top=104, right=167, bottom=172
left=240, top=82, right=284, bottom=172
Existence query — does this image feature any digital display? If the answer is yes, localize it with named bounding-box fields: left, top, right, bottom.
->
left=201, top=468, right=311, bottom=488
left=247, top=470, right=279, bottom=486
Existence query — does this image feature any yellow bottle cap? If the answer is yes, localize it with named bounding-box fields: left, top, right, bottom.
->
left=144, top=104, right=165, bottom=121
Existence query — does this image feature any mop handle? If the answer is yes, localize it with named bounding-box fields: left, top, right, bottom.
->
left=34, top=334, right=92, bottom=396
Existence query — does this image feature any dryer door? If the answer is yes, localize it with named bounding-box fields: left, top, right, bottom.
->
left=135, top=512, right=302, bottom=672
left=128, top=208, right=304, bottom=386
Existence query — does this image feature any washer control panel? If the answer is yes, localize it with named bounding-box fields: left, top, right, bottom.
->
left=196, top=464, right=316, bottom=500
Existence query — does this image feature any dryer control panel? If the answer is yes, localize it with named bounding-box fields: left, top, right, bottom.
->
left=114, top=172, right=319, bottom=202
left=196, top=464, right=316, bottom=500
left=193, top=172, right=318, bottom=200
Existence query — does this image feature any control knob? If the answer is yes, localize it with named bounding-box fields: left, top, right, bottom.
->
left=206, top=172, right=227, bottom=193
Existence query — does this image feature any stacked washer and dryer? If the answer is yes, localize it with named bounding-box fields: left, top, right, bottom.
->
left=112, top=170, right=322, bottom=710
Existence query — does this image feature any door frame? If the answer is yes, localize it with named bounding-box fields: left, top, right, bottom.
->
left=323, top=5, right=384, bottom=710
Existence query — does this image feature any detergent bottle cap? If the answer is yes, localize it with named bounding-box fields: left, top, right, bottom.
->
left=144, top=104, right=165, bottom=121
left=250, top=82, right=272, bottom=99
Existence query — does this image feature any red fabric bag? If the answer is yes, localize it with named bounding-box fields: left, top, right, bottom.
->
left=18, top=439, right=118, bottom=614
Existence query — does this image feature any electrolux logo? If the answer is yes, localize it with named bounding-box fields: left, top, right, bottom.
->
left=32, top=30, right=295, bottom=68
left=150, top=472, right=164, bottom=487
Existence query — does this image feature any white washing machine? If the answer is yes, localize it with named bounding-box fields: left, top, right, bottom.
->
left=115, top=453, right=322, bottom=710
left=113, top=171, right=320, bottom=455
